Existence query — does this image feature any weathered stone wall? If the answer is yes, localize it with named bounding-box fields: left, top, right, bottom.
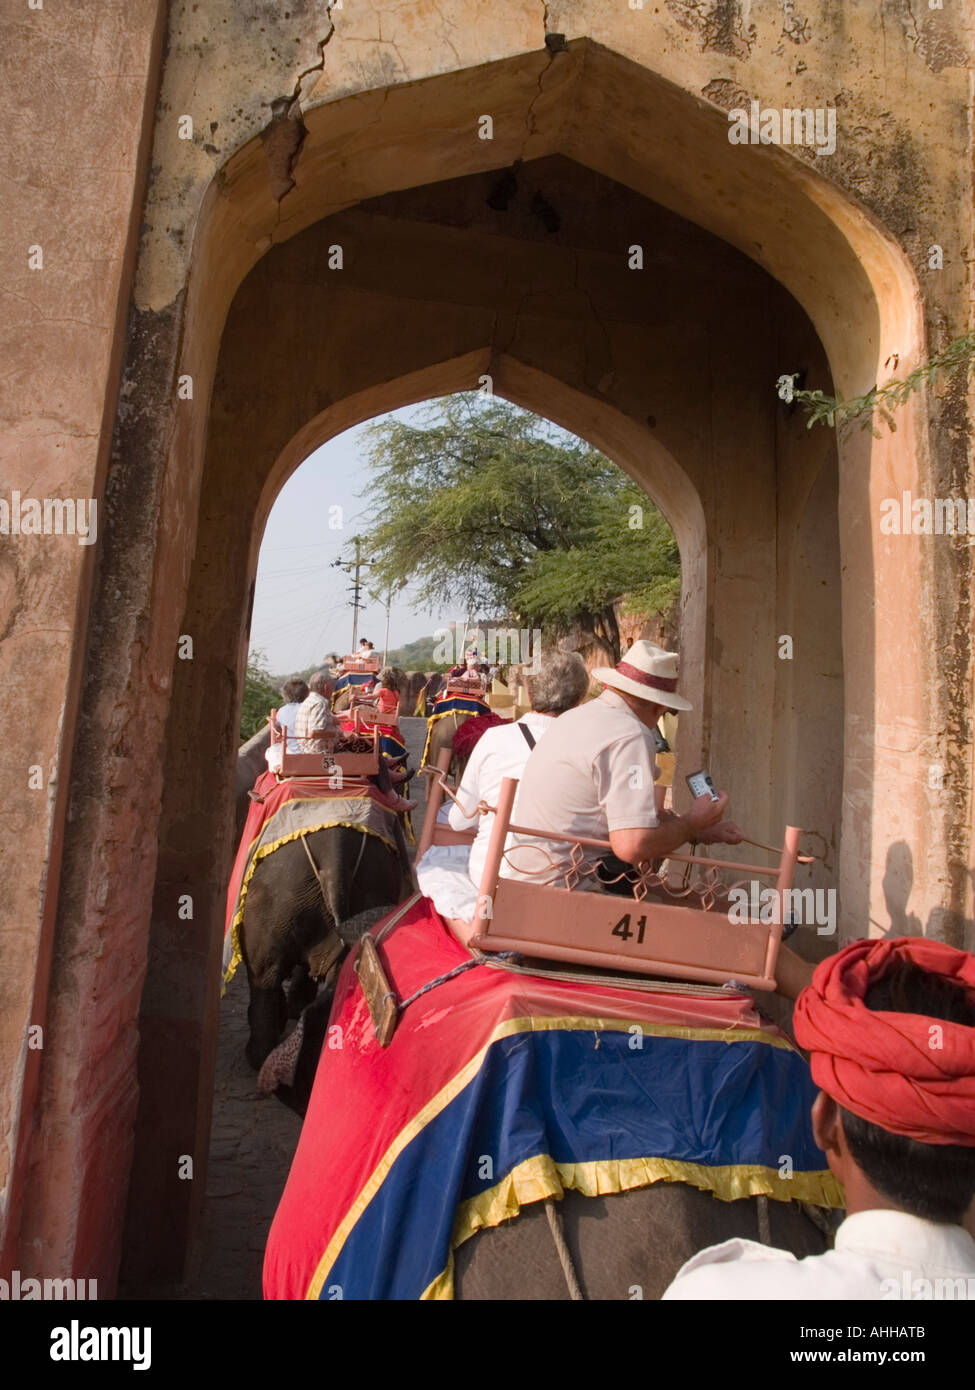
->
left=1, top=0, right=971, bottom=1292
left=0, top=0, right=166, bottom=1279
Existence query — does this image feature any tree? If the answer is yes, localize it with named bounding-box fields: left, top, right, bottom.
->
left=240, top=649, right=280, bottom=743
left=360, top=396, right=680, bottom=662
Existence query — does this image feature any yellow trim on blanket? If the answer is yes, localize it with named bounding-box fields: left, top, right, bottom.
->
left=239, top=790, right=376, bottom=864
left=303, top=1013, right=805, bottom=1299
left=421, top=704, right=486, bottom=766
left=419, top=1154, right=845, bottom=1299
left=223, top=819, right=398, bottom=990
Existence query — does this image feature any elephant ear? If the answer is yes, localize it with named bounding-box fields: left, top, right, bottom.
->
left=307, top=929, right=344, bottom=980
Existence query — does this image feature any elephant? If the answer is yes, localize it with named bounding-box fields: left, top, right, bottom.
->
left=450, top=1182, right=832, bottom=1299
left=236, top=724, right=271, bottom=842
left=404, top=669, right=430, bottom=715
left=234, top=728, right=414, bottom=1089
left=423, top=703, right=486, bottom=779
left=238, top=819, right=412, bottom=1080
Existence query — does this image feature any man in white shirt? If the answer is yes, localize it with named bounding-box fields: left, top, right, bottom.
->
left=501, top=640, right=742, bottom=889
left=448, top=651, right=591, bottom=888
left=663, top=938, right=975, bottom=1299
left=500, top=640, right=815, bottom=1000
left=293, top=669, right=335, bottom=751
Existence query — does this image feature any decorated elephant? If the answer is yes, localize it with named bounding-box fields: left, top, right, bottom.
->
left=230, top=739, right=413, bottom=1092
left=422, top=702, right=507, bottom=782
left=262, top=892, right=840, bottom=1295
left=238, top=826, right=409, bottom=1069
left=450, top=1182, right=831, bottom=1299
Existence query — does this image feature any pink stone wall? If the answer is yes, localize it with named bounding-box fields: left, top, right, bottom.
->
left=0, top=0, right=166, bottom=1284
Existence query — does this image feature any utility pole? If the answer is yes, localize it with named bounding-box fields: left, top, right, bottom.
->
left=331, top=536, right=375, bottom=652
left=382, top=587, right=392, bottom=666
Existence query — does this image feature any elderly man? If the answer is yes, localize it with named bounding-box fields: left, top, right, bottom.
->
left=449, top=651, right=591, bottom=887
left=502, top=640, right=740, bottom=877
left=293, top=669, right=335, bottom=751
left=501, top=640, right=813, bottom=999
left=663, top=937, right=975, bottom=1299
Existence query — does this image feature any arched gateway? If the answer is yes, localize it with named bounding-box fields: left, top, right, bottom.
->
left=2, top=7, right=970, bottom=1295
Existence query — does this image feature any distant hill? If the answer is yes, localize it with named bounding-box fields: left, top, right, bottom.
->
left=383, top=634, right=451, bottom=673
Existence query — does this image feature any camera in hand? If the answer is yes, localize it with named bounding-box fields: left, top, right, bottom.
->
left=686, top=769, right=720, bottom=803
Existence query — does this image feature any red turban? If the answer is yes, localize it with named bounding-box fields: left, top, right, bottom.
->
left=793, top=936, right=975, bottom=1146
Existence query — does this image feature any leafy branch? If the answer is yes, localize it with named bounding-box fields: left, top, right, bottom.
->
left=776, top=332, right=975, bottom=436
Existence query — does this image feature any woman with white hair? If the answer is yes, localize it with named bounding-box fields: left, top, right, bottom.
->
left=415, top=653, right=590, bottom=918
left=449, top=651, right=591, bottom=885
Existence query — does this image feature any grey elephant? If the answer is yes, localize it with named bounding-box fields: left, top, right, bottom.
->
left=238, top=821, right=412, bottom=1078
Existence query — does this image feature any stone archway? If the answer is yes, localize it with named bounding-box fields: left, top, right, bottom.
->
left=123, top=140, right=846, bottom=1282
left=10, top=30, right=962, bottom=1295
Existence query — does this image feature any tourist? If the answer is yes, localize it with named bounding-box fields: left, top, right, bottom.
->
left=449, top=652, right=590, bottom=887
left=275, top=677, right=308, bottom=750
left=294, top=669, right=335, bottom=751
left=501, top=641, right=739, bottom=884
left=265, top=676, right=309, bottom=771
left=375, top=668, right=401, bottom=714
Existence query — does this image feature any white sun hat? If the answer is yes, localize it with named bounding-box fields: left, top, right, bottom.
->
left=592, top=640, right=693, bottom=712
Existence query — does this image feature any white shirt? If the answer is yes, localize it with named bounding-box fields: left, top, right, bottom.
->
left=265, top=700, right=303, bottom=769
left=447, top=711, right=557, bottom=888
left=294, top=692, right=335, bottom=750
left=662, top=1210, right=975, bottom=1300
left=276, top=701, right=303, bottom=753
left=500, top=689, right=659, bottom=889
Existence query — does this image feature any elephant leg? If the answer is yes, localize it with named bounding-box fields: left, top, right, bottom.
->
left=245, top=983, right=287, bottom=1070
left=274, top=980, right=339, bottom=1117
left=285, top=961, right=318, bottom=1018
left=240, top=849, right=315, bottom=1068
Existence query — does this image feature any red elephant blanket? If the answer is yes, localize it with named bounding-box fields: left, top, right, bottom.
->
left=263, top=894, right=843, bottom=1301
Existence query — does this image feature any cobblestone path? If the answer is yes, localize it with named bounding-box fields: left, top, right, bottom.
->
left=178, top=715, right=431, bottom=1300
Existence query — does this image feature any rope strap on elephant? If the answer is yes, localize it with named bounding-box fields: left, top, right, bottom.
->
left=263, top=893, right=844, bottom=1302
left=223, top=771, right=402, bottom=989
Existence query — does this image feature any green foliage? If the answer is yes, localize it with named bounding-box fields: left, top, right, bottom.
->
left=781, top=332, right=975, bottom=436
left=360, top=395, right=680, bottom=661
left=240, top=649, right=281, bottom=743
left=513, top=490, right=680, bottom=636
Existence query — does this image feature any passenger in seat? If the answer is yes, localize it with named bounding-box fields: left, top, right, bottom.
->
left=448, top=652, right=590, bottom=888
left=294, top=669, right=336, bottom=751
left=501, top=641, right=814, bottom=999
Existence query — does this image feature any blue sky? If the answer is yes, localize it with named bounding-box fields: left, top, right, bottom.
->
left=249, top=402, right=457, bottom=674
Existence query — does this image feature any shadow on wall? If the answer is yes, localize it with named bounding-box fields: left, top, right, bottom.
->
left=881, top=842, right=974, bottom=947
